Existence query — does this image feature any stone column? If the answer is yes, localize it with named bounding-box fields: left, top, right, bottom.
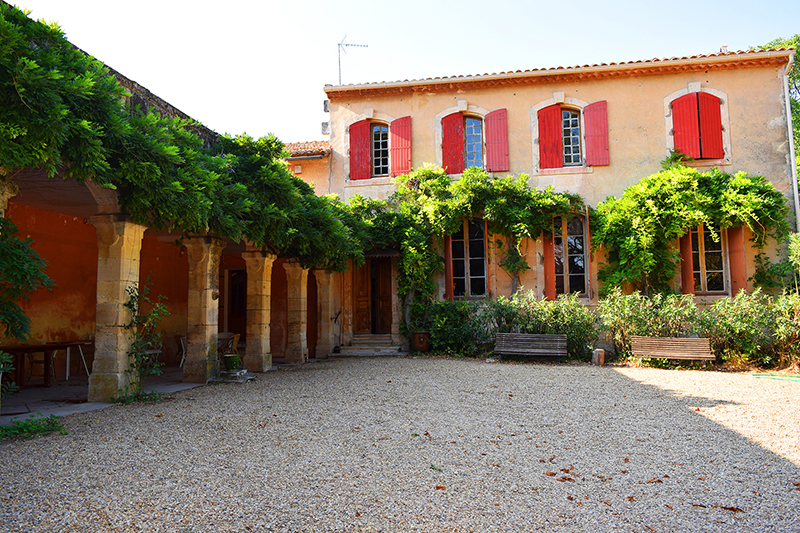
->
left=315, top=270, right=335, bottom=359
left=88, top=214, right=147, bottom=402
left=241, top=249, right=276, bottom=372
left=284, top=260, right=308, bottom=364
left=183, top=236, right=227, bottom=383
left=0, top=181, right=18, bottom=217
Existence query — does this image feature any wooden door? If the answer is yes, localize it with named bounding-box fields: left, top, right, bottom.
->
left=354, top=260, right=371, bottom=334
left=376, top=258, right=392, bottom=334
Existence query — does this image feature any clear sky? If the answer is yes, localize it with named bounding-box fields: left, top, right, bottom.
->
left=11, top=0, right=798, bottom=144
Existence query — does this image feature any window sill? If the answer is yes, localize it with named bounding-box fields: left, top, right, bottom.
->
left=538, top=166, right=594, bottom=176
left=684, top=158, right=731, bottom=169
left=346, top=176, right=395, bottom=187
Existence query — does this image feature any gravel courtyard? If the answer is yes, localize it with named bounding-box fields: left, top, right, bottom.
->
left=1, top=356, right=799, bottom=532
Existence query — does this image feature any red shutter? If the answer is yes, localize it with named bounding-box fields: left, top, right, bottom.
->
left=727, top=226, right=747, bottom=295
left=444, top=235, right=454, bottom=301
left=672, top=94, right=701, bottom=159
left=349, top=120, right=371, bottom=180
left=679, top=234, right=695, bottom=295
left=543, top=232, right=556, bottom=300
left=698, top=92, right=723, bottom=159
left=485, top=108, right=509, bottom=172
left=390, top=116, right=412, bottom=177
left=538, top=105, right=563, bottom=169
left=442, top=112, right=464, bottom=174
left=584, top=101, right=609, bottom=166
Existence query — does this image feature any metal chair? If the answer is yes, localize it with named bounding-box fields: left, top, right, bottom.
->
left=177, top=336, right=188, bottom=367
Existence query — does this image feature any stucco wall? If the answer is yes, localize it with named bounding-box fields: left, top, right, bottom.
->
left=325, top=57, right=795, bottom=303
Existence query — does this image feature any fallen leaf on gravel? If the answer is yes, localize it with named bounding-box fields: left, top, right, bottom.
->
left=696, top=408, right=701, bottom=411
left=645, top=526, right=655, bottom=531
left=603, top=501, right=611, bottom=506
left=155, top=413, right=164, bottom=418
left=435, top=485, right=446, bottom=490
left=624, top=458, right=629, bottom=463
left=722, top=506, right=744, bottom=513
left=621, top=470, right=628, bottom=474
left=793, top=481, right=800, bottom=487
left=627, top=496, right=634, bottom=501
left=698, top=476, right=705, bottom=480
left=646, top=478, right=663, bottom=484
left=567, top=496, right=574, bottom=500
left=665, top=505, right=673, bottom=510
left=539, top=459, right=546, bottom=463
left=376, top=437, right=387, bottom=441
left=355, top=512, right=361, bottom=517
left=692, top=503, right=707, bottom=508
left=545, top=471, right=557, bottom=476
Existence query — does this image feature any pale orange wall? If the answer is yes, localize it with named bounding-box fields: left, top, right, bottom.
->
left=326, top=59, right=795, bottom=303
left=292, top=156, right=331, bottom=196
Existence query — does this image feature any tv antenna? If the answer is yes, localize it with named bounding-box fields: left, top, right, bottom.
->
left=338, top=35, right=368, bottom=85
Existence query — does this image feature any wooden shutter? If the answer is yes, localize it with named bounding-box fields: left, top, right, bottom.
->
left=349, top=120, right=371, bottom=180
left=672, top=94, right=701, bottom=159
left=390, top=116, right=412, bottom=177
left=679, top=233, right=695, bottom=295
left=543, top=232, right=556, bottom=300
left=584, top=100, right=609, bottom=166
left=698, top=92, right=723, bottom=159
left=485, top=109, right=509, bottom=172
left=442, top=112, right=464, bottom=174
left=727, top=226, right=747, bottom=295
left=444, top=234, right=454, bottom=301
left=538, top=105, right=563, bottom=169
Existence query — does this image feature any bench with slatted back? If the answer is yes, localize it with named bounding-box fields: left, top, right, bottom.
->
left=631, top=336, right=714, bottom=362
left=494, top=333, right=568, bottom=364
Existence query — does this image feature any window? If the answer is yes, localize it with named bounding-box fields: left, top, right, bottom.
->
left=690, top=226, right=725, bottom=293
left=349, top=116, right=411, bottom=180
left=538, top=100, right=609, bottom=170
left=371, top=124, right=389, bottom=176
left=671, top=92, right=723, bottom=160
left=551, top=216, right=588, bottom=296
left=442, top=109, right=508, bottom=174
left=464, top=117, right=483, bottom=168
left=446, top=220, right=487, bottom=298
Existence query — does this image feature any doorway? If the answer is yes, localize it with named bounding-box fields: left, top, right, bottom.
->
left=353, top=257, right=392, bottom=335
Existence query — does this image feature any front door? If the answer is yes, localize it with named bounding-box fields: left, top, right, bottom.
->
left=353, top=258, right=392, bottom=335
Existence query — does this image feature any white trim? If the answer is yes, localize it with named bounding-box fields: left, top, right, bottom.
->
left=529, top=97, right=589, bottom=174
left=343, top=112, right=397, bottom=181
left=663, top=85, right=732, bottom=165
left=433, top=104, right=491, bottom=171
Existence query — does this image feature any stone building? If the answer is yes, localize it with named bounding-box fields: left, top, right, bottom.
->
left=317, top=49, right=797, bottom=352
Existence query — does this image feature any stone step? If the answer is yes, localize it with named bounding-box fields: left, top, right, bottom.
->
left=335, top=344, right=406, bottom=357
left=351, top=334, right=392, bottom=345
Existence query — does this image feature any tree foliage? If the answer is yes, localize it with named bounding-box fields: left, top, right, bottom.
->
left=594, top=165, right=790, bottom=294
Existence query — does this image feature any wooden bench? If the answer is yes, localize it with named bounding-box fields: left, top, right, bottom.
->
left=631, top=336, right=714, bottom=362
left=494, top=333, right=568, bottom=363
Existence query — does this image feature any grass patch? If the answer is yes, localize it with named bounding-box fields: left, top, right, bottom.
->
left=0, top=413, right=67, bottom=440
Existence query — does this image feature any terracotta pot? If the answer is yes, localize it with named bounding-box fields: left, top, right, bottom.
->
left=412, top=331, right=431, bottom=353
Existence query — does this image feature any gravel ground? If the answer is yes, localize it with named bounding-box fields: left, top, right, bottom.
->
left=1, top=356, right=799, bottom=532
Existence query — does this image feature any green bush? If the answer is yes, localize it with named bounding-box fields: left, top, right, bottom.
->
left=696, top=289, right=773, bottom=365
left=766, top=291, right=800, bottom=367
left=597, top=288, right=697, bottom=358
left=428, top=291, right=598, bottom=360
left=428, top=300, right=494, bottom=357
left=508, top=291, right=598, bottom=360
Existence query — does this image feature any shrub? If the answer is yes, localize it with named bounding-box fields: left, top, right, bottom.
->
left=769, top=291, right=800, bottom=367
left=500, top=291, right=599, bottom=361
left=696, top=289, right=773, bottom=365
left=598, top=288, right=697, bottom=358
left=429, top=300, right=494, bottom=357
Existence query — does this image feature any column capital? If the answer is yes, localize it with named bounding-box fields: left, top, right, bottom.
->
left=283, top=260, right=308, bottom=280
left=242, top=250, right=278, bottom=274
left=0, top=180, right=19, bottom=217
left=89, top=213, right=147, bottom=247
left=183, top=236, right=227, bottom=264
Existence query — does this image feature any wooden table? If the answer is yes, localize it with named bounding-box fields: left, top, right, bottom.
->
left=0, top=341, right=92, bottom=387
